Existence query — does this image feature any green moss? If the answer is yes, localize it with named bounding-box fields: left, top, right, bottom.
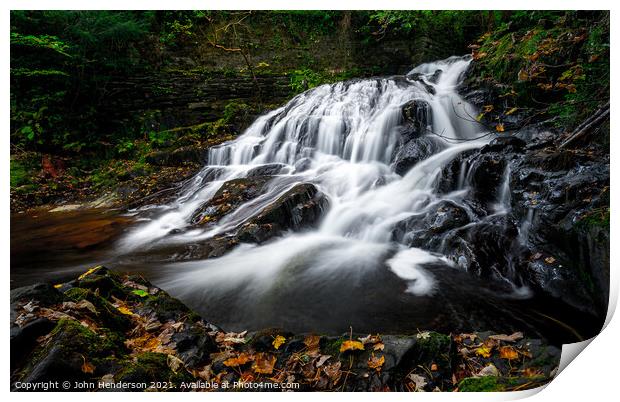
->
left=10, top=159, right=34, bottom=188
left=322, top=337, right=345, bottom=357
left=115, top=352, right=194, bottom=387
left=458, top=376, right=545, bottom=392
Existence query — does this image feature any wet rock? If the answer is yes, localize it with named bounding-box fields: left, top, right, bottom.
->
left=481, top=136, right=526, bottom=153
left=393, top=136, right=444, bottom=175
left=238, top=183, right=328, bottom=243
left=400, top=99, right=432, bottom=141
left=393, top=200, right=470, bottom=249
left=190, top=176, right=274, bottom=225
left=246, top=163, right=287, bottom=177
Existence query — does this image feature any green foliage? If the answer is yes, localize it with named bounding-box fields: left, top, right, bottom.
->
left=289, top=68, right=361, bottom=94
left=10, top=160, right=31, bottom=187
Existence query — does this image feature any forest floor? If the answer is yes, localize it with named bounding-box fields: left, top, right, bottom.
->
left=11, top=266, right=560, bottom=392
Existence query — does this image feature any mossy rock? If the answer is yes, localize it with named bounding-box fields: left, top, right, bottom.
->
left=64, top=287, right=132, bottom=333
left=115, top=352, right=195, bottom=389
left=18, top=318, right=121, bottom=385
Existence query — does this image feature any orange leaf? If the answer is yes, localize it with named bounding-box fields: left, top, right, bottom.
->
left=495, top=123, right=505, bottom=132
left=499, top=346, right=519, bottom=360
left=252, top=353, right=277, bottom=374
left=81, top=360, right=95, bottom=374
left=340, top=340, right=364, bottom=353
left=223, top=353, right=252, bottom=367
left=368, top=354, right=385, bottom=371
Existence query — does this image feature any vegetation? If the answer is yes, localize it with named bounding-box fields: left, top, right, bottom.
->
left=467, top=11, right=609, bottom=132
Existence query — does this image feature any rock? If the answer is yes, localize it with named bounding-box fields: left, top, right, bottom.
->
left=400, top=100, right=432, bottom=141
left=393, top=136, right=444, bottom=175
left=238, top=183, right=328, bottom=243
left=393, top=200, right=471, bottom=249
left=145, top=145, right=206, bottom=167
left=190, top=176, right=274, bottom=225
left=246, top=163, right=287, bottom=177
left=481, top=136, right=526, bottom=153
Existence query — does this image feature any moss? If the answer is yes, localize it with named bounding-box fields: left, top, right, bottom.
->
left=457, top=376, right=545, bottom=392
left=66, top=286, right=132, bottom=332
left=322, top=337, right=346, bottom=357
left=115, top=352, right=194, bottom=387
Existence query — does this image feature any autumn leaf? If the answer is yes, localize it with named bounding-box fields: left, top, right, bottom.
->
left=116, top=306, right=134, bottom=316
left=505, top=107, right=518, bottom=116
left=81, top=357, right=95, bottom=374
left=483, top=105, right=494, bottom=113
left=167, top=354, right=184, bottom=373
left=223, top=353, right=253, bottom=367
left=373, top=342, right=385, bottom=351
left=252, top=353, right=277, bottom=374
left=499, top=346, right=519, bottom=360
left=304, top=334, right=321, bottom=349
left=358, top=334, right=381, bottom=345
left=475, top=345, right=492, bottom=358
left=545, top=257, right=556, bottom=264
left=340, top=340, right=364, bottom=353
left=78, top=265, right=103, bottom=281
left=408, top=373, right=427, bottom=391
left=495, top=123, right=505, bottom=132
left=489, top=332, right=523, bottom=343
left=272, top=335, right=286, bottom=350
left=518, top=69, right=529, bottom=81
left=367, top=354, right=385, bottom=371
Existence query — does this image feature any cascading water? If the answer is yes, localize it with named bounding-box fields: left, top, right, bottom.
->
left=117, top=56, right=539, bottom=334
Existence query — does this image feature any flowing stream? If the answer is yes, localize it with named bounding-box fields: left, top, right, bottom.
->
left=11, top=56, right=596, bottom=342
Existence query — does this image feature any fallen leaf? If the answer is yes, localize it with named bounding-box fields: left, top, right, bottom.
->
left=323, top=361, right=342, bottom=383
left=408, top=373, right=427, bottom=391
left=252, top=353, right=277, bottom=374
left=431, top=363, right=438, bottom=371
left=499, top=346, right=519, bottom=360
left=545, top=256, right=556, bottom=264
left=373, top=342, right=385, bottom=351
left=475, top=345, right=492, bottom=358
left=116, top=306, right=134, bottom=316
left=495, top=123, right=505, bottom=132
left=167, top=354, right=184, bottom=373
left=78, top=266, right=102, bottom=281
left=76, top=300, right=98, bottom=314
left=316, top=355, right=332, bottom=368
left=489, top=332, right=523, bottom=342
left=132, top=289, right=149, bottom=298
left=477, top=364, right=499, bottom=377
left=483, top=105, right=494, bottom=113
left=358, top=334, right=381, bottom=345
left=304, top=334, right=321, bottom=349
left=223, top=353, right=252, bottom=367
left=505, top=107, right=518, bottom=115
left=367, top=354, right=385, bottom=372
left=272, top=335, right=286, bottom=350
left=340, top=340, right=364, bottom=353
left=81, top=360, right=95, bottom=374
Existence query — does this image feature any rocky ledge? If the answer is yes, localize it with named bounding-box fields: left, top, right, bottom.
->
left=11, top=266, right=560, bottom=392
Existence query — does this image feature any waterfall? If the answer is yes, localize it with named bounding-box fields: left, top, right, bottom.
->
left=118, top=55, right=507, bottom=331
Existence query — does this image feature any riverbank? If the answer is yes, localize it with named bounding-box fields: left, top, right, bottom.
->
left=11, top=266, right=560, bottom=392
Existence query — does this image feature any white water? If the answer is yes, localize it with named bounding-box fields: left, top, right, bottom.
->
left=121, top=55, right=489, bottom=300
